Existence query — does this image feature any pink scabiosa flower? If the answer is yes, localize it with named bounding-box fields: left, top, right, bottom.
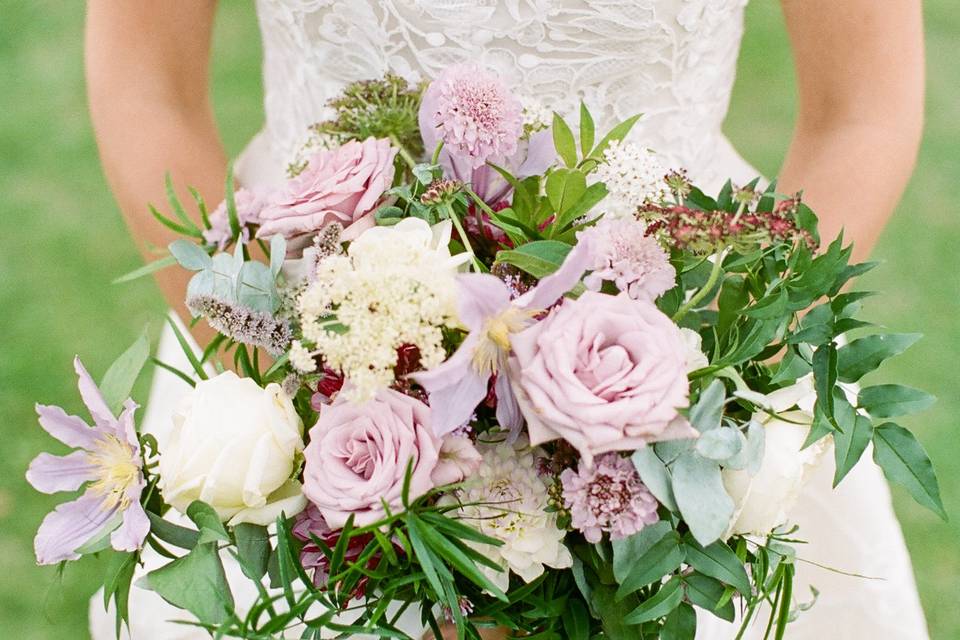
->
left=578, top=217, right=676, bottom=301
left=203, top=187, right=270, bottom=249
left=26, top=358, right=148, bottom=565
left=419, top=64, right=523, bottom=169
left=561, top=453, right=660, bottom=543
left=411, top=238, right=594, bottom=437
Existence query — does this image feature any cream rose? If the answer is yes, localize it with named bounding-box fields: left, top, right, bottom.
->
left=158, top=371, right=307, bottom=526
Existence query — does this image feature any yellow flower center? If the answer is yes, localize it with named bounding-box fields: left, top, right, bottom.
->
left=471, top=307, right=537, bottom=375
left=87, top=435, right=139, bottom=511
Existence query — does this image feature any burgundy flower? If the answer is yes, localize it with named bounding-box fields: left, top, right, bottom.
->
left=292, top=504, right=378, bottom=600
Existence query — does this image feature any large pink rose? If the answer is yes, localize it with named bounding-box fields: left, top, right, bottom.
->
left=257, top=137, right=397, bottom=245
left=509, top=291, right=697, bottom=465
left=302, top=388, right=477, bottom=528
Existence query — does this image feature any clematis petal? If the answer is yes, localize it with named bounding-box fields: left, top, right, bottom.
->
left=519, top=236, right=593, bottom=310
left=35, top=404, right=97, bottom=449
left=515, top=129, right=557, bottom=179
left=26, top=451, right=97, bottom=494
left=73, top=357, right=117, bottom=431
left=34, top=490, right=118, bottom=565
left=116, top=398, right=141, bottom=450
left=414, top=346, right=489, bottom=437
left=495, top=373, right=523, bottom=440
left=110, top=501, right=149, bottom=552
left=455, top=273, right=512, bottom=329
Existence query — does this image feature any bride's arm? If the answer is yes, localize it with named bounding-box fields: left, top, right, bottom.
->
left=778, top=0, right=924, bottom=261
left=85, top=1, right=226, bottom=339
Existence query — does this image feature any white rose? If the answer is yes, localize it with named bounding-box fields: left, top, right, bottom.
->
left=723, top=376, right=829, bottom=537
left=679, top=327, right=710, bottom=372
left=159, top=371, right=307, bottom=526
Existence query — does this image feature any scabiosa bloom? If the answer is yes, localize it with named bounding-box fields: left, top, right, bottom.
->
left=26, top=358, right=148, bottom=565
left=561, top=453, right=660, bottom=543
left=578, top=216, right=676, bottom=301
left=203, top=187, right=270, bottom=249
left=593, top=140, right=669, bottom=218
left=441, top=439, right=572, bottom=591
left=419, top=64, right=523, bottom=168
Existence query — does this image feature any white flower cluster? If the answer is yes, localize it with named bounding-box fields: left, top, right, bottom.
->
left=593, top=140, right=669, bottom=219
left=520, top=95, right=552, bottom=137
left=294, top=218, right=468, bottom=401
left=443, top=439, right=572, bottom=591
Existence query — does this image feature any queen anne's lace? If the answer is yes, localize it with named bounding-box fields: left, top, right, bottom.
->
left=250, top=0, right=753, bottom=190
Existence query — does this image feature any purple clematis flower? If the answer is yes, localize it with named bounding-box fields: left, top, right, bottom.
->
left=412, top=238, right=593, bottom=437
left=26, top=358, right=148, bottom=565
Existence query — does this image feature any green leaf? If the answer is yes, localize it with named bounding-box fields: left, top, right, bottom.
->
left=150, top=204, right=203, bottom=238
left=165, top=173, right=199, bottom=232
left=269, top=233, right=286, bottom=277
left=614, top=529, right=685, bottom=600
left=684, top=573, right=735, bottom=622
left=858, top=385, right=936, bottom=418
left=578, top=102, right=595, bottom=156
left=113, top=254, right=178, bottom=284
left=623, top=575, right=683, bottom=625
left=812, top=343, right=838, bottom=416
left=695, top=427, right=742, bottom=461
left=552, top=112, right=579, bottom=167
left=225, top=168, right=241, bottom=241
left=611, top=521, right=672, bottom=583
left=99, top=329, right=150, bottom=415
left=103, top=551, right=138, bottom=637
left=235, top=523, right=271, bottom=581
left=833, top=414, right=873, bottom=487
left=836, top=333, right=921, bottom=382
left=589, top=113, right=642, bottom=161
left=872, top=423, right=947, bottom=520
left=139, top=543, right=234, bottom=624
left=682, top=535, right=752, bottom=596
left=671, top=452, right=734, bottom=546
left=661, top=602, right=697, bottom=640
left=631, top=448, right=677, bottom=511
left=186, top=500, right=230, bottom=544
left=169, top=239, right=212, bottom=271
left=165, top=316, right=208, bottom=380
left=496, top=240, right=572, bottom=279
left=690, top=379, right=725, bottom=432
left=552, top=182, right=608, bottom=232
left=545, top=168, right=587, bottom=216
left=147, top=512, right=200, bottom=549
left=562, top=599, right=591, bottom=640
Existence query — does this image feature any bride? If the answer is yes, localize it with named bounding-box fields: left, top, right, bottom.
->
left=85, top=1, right=927, bottom=638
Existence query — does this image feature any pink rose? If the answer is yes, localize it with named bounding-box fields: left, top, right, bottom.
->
left=257, top=137, right=397, bottom=246
left=302, top=388, right=477, bottom=528
left=203, top=187, right=271, bottom=249
left=509, top=291, right=697, bottom=465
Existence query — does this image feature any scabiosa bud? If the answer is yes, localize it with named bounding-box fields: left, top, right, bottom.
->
left=186, top=294, right=291, bottom=355
left=419, top=178, right=463, bottom=205
left=561, top=453, right=659, bottom=543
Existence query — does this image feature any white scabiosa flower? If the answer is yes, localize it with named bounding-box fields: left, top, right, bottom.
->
left=296, top=218, right=469, bottom=401
left=593, top=140, right=669, bottom=218
left=442, top=439, right=572, bottom=592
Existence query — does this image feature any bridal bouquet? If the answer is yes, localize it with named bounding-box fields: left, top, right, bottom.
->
left=28, top=66, right=944, bottom=639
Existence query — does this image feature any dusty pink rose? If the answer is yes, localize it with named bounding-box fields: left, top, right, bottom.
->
left=257, top=137, right=397, bottom=245
left=509, top=291, right=696, bottom=465
left=203, top=187, right=270, bottom=249
left=302, top=388, right=476, bottom=527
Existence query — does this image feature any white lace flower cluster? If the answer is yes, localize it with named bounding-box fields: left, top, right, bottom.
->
left=520, top=96, right=552, bottom=138
left=292, top=218, right=469, bottom=401
left=443, top=439, right=572, bottom=591
left=593, top=140, right=669, bottom=219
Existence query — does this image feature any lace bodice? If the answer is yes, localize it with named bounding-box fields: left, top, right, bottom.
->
left=243, top=0, right=756, bottom=189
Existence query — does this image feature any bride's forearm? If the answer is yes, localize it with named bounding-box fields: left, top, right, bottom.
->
left=777, top=118, right=922, bottom=262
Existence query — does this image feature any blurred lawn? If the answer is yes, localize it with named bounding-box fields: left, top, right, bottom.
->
left=0, top=2, right=956, bottom=638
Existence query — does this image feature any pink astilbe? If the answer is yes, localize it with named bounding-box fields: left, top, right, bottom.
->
left=578, top=217, right=676, bottom=301
left=419, top=64, right=523, bottom=168
left=561, top=453, right=659, bottom=543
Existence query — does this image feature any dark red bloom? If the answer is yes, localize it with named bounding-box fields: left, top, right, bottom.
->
left=311, top=367, right=345, bottom=410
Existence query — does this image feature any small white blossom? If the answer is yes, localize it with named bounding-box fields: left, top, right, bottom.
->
left=296, top=218, right=469, bottom=401
left=442, top=439, right=572, bottom=592
left=288, top=340, right=317, bottom=374
left=520, top=96, right=552, bottom=137
left=593, top=140, right=669, bottom=219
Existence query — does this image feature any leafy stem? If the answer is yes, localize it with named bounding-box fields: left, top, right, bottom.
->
left=445, top=202, right=485, bottom=273
left=673, top=248, right=726, bottom=322
left=389, top=134, right=418, bottom=171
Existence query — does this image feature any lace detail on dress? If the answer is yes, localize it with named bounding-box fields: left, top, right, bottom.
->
left=252, top=0, right=750, bottom=187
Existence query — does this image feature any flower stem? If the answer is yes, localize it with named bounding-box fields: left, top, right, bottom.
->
left=445, top=202, right=485, bottom=273
left=431, top=141, right=444, bottom=165
left=673, top=248, right=725, bottom=323
left=389, top=134, right=418, bottom=171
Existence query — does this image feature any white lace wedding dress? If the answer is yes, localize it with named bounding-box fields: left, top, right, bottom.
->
left=90, top=1, right=929, bottom=638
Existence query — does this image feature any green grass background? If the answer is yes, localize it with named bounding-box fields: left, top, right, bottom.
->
left=0, top=2, right=956, bottom=638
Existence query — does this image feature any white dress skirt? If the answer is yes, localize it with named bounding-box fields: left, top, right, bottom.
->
left=91, top=1, right=929, bottom=637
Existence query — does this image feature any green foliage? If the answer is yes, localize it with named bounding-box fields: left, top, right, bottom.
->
left=98, top=328, right=150, bottom=415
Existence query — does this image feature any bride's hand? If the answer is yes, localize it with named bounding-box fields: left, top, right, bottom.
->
left=422, top=624, right=510, bottom=639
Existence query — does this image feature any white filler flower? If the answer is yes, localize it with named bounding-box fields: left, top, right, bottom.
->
left=443, top=439, right=572, bottom=591
left=593, top=140, right=669, bottom=218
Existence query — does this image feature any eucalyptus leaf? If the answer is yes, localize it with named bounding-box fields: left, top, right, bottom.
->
left=690, top=379, right=725, bottom=432
left=169, top=240, right=212, bottom=271
left=671, top=451, right=735, bottom=546
left=632, top=447, right=677, bottom=511
left=269, top=233, right=286, bottom=277
left=695, top=427, right=742, bottom=461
